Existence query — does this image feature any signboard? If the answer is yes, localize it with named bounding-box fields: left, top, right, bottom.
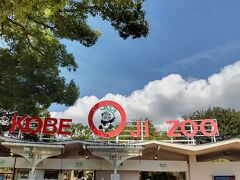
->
left=88, top=100, right=149, bottom=138
left=214, top=175, right=235, bottom=180
left=75, top=161, right=84, bottom=168
left=0, top=157, right=15, bottom=168
left=0, top=160, right=5, bottom=166
left=167, top=119, right=219, bottom=137
left=8, top=100, right=219, bottom=140
left=159, top=163, right=167, bottom=169
left=88, top=100, right=126, bottom=138
left=10, top=115, right=71, bottom=135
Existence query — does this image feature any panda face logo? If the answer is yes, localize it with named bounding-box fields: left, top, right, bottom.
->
left=102, top=111, right=111, bottom=121
left=88, top=100, right=126, bottom=138
left=99, top=111, right=115, bottom=132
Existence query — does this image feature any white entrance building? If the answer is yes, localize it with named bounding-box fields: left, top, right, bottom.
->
left=0, top=136, right=239, bottom=180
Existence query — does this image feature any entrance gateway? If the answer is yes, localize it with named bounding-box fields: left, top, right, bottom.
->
left=0, top=100, right=239, bottom=180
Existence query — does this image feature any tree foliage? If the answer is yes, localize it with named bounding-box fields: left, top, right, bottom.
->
left=183, top=107, right=240, bottom=141
left=119, top=120, right=169, bottom=140
left=0, top=0, right=149, bottom=114
left=71, top=123, right=93, bottom=140
left=0, top=0, right=148, bottom=48
left=0, top=48, right=79, bottom=114
left=72, top=120, right=169, bottom=141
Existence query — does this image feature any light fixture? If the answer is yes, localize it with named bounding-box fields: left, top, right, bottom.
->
left=223, top=151, right=232, bottom=156
left=154, top=155, right=157, bottom=160
left=83, top=145, right=86, bottom=150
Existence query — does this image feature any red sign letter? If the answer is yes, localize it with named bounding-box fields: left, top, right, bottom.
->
left=200, top=119, right=218, bottom=136
left=10, top=114, right=28, bottom=133
left=59, top=119, right=72, bottom=135
left=130, top=120, right=141, bottom=137
left=181, top=120, right=198, bottom=137
left=43, top=118, right=57, bottom=134
left=25, top=117, right=43, bottom=134
left=167, top=120, right=181, bottom=137
left=145, top=119, right=149, bottom=137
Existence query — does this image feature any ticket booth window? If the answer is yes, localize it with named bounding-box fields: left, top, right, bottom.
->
left=44, top=170, right=59, bottom=179
left=17, top=170, right=29, bottom=179
left=0, top=173, right=13, bottom=180
left=61, top=170, right=95, bottom=180
left=0, top=168, right=13, bottom=180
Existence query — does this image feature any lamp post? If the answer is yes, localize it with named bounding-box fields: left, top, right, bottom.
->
left=10, top=153, right=16, bottom=180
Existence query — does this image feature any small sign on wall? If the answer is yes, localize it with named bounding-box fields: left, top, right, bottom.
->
left=75, top=161, right=84, bottom=168
left=0, top=157, right=14, bottom=168
left=214, top=175, right=235, bottom=180
left=0, top=160, right=5, bottom=166
left=159, top=163, right=167, bottom=168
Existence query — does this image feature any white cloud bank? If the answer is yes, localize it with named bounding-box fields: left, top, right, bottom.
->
left=51, top=61, right=240, bottom=126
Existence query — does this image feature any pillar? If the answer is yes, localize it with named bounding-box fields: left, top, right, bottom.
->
left=188, top=155, right=197, bottom=180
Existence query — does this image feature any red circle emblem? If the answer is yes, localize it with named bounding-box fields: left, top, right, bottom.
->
left=88, top=100, right=126, bottom=138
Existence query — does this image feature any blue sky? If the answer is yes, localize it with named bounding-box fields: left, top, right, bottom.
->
left=49, top=0, right=240, bottom=112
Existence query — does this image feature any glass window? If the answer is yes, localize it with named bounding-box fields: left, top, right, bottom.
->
left=17, top=170, right=29, bottom=178
left=0, top=168, right=13, bottom=174
left=0, top=173, right=13, bottom=180
left=44, top=170, right=59, bottom=179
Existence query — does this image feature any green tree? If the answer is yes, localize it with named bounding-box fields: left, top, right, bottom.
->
left=147, top=120, right=169, bottom=140
left=0, top=48, right=79, bottom=115
left=71, top=123, right=92, bottom=140
left=70, top=120, right=170, bottom=141
left=0, top=109, right=14, bottom=135
left=0, top=0, right=148, bottom=49
left=0, top=0, right=149, bottom=114
left=183, top=107, right=240, bottom=141
left=101, top=120, right=169, bottom=141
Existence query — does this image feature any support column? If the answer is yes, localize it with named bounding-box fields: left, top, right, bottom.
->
left=29, top=166, right=36, bottom=180
left=2, top=142, right=64, bottom=180
left=88, top=145, right=144, bottom=180
left=188, top=155, right=197, bottom=180
left=112, top=167, right=118, bottom=180
left=113, top=150, right=118, bottom=180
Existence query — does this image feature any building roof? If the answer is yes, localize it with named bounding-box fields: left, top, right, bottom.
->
left=0, top=136, right=239, bottom=160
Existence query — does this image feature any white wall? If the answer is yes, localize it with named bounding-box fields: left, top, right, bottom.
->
left=189, top=155, right=240, bottom=180
left=191, top=162, right=240, bottom=180
left=0, top=157, right=15, bottom=167
left=1, top=156, right=239, bottom=180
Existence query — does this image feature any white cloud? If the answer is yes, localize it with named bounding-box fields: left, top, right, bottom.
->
left=51, top=61, right=240, bottom=126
